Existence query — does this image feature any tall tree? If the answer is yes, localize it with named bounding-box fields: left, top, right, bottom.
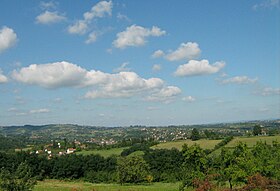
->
left=253, top=125, right=262, bottom=136
left=117, top=156, right=150, bottom=184
left=191, top=128, right=200, bottom=141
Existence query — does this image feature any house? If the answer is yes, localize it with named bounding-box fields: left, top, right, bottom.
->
left=66, top=148, right=76, bottom=154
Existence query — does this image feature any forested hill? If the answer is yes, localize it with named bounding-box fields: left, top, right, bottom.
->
left=0, top=120, right=279, bottom=144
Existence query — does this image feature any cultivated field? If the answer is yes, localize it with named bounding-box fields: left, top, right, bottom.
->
left=225, top=135, right=280, bottom=148
left=76, top=147, right=127, bottom=157
left=152, top=139, right=221, bottom=150
left=34, top=180, right=181, bottom=191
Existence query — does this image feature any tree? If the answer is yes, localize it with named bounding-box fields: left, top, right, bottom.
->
left=191, top=128, right=200, bottom=141
left=218, top=143, right=255, bottom=190
left=117, top=156, right=150, bottom=184
left=0, top=162, right=37, bottom=191
left=253, top=125, right=262, bottom=136
left=180, top=144, right=207, bottom=190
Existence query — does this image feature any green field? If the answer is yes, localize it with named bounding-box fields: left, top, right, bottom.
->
left=34, top=180, right=181, bottom=191
left=225, top=135, right=280, bottom=148
left=76, top=147, right=127, bottom=157
left=152, top=139, right=221, bottom=150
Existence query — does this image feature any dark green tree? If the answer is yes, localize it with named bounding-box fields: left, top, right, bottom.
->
left=0, top=162, right=37, bottom=191
left=253, top=125, right=262, bottom=136
left=191, top=128, right=200, bottom=141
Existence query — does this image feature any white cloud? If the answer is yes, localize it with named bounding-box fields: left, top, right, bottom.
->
left=8, top=107, right=18, bottom=112
left=12, top=61, right=179, bottom=101
left=83, top=0, right=112, bottom=20
left=221, top=76, right=258, bottom=84
left=85, top=72, right=164, bottom=99
left=117, top=13, right=131, bottom=22
left=151, top=50, right=165, bottom=58
left=165, top=42, right=201, bottom=61
left=36, top=11, right=66, bottom=24
left=256, top=87, right=280, bottom=96
left=40, top=1, right=57, bottom=10
left=113, top=25, right=166, bottom=49
left=145, top=86, right=181, bottom=103
left=68, top=20, right=88, bottom=35
left=253, top=0, right=279, bottom=10
left=68, top=1, right=112, bottom=35
left=113, top=62, right=131, bottom=73
left=182, top=96, right=196, bottom=102
left=30, top=108, right=50, bottom=114
left=0, top=69, right=8, bottom=83
left=0, top=26, right=17, bottom=53
left=85, top=31, right=98, bottom=44
left=174, top=59, right=225, bottom=77
left=12, top=61, right=92, bottom=88
left=220, top=72, right=228, bottom=78
left=152, top=64, right=161, bottom=71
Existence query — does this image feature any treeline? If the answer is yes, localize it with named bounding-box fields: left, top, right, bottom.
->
left=0, top=140, right=280, bottom=190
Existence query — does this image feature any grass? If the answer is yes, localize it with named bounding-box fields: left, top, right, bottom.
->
left=34, top=180, right=181, bottom=191
left=225, top=135, right=280, bottom=148
left=152, top=139, right=221, bottom=150
left=210, top=135, right=280, bottom=156
left=76, top=147, right=127, bottom=157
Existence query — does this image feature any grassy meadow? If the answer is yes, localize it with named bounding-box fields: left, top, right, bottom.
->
left=76, top=147, right=127, bottom=157
left=151, top=139, right=221, bottom=150
left=34, top=180, right=181, bottom=191
left=224, top=135, right=280, bottom=148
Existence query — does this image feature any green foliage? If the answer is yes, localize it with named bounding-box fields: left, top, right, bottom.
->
left=144, top=148, right=184, bottom=182
left=117, top=156, right=150, bottom=184
left=253, top=125, right=262, bottom=136
left=121, top=143, right=151, bottom=156
left=180, top=144, right=208, bottom=190
left=191, top=128, right=200, bottom=141
left=0, top=162, right=37, bottom=191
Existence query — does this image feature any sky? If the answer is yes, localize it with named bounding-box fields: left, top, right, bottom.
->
left=0, top=0, right=279, bottom=126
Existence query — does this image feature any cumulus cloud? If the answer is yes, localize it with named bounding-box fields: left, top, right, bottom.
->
left=145, top=86, right=181, bottom=103
left=0, top=69, right=8, bottom=83
left=12, top=61, right=179, bottom=102
left=165, top=42, right=201, bottom=61
left=68, top=1, right=112, bottom=35
left=182, top=96, right=196, bottom=102
left=174, top=59, right=225, bottom=77
left=151, top=50, right=165, bottom=58
left=221, top=76, right=258, bottom=85
left=253, top=0, right=279, bottom=10
left=113, top=25, right=166, bottom=49
left=0, top=26, right=17, bottom=53
left=36, top=11, right=66, bottom=24
left=152, top=64, right=161, bottom=71
left=85, top=72, right=164, bottom=99
left=12, top=61, right=92, bottom=88
left=84, top=0, right=112, bottom=20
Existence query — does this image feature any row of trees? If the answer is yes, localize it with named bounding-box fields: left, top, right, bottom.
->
left=0, top=140, right=280, bottom=190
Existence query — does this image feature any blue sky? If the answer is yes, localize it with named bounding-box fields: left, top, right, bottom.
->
left=0, top=0, right=279, bottom=126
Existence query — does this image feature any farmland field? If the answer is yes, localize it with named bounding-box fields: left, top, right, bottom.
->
left=152, top=139, right=221, bottom=150
left=34, top=180, right=181, bottom=191
left=225, top=135, right=280, bottom=148
left=76, top=147, right=127, bottom=157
